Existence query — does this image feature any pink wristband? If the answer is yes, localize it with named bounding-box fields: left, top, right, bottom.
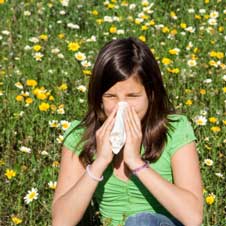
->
left=86, top=164, right=104, bottom=182
left=132, top=161, right=149, bottom=175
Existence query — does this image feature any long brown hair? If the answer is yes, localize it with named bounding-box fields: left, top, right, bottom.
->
left=72, top=37, right=175, bottom=164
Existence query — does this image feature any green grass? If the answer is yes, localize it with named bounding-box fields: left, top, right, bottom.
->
left=0, top=0, right=225, bottom=225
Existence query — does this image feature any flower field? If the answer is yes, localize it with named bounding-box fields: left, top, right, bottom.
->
left=0, top=0, right=225, bottom=225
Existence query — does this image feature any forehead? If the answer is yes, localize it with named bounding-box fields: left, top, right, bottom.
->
left=106, top=76, right=144, bottom=93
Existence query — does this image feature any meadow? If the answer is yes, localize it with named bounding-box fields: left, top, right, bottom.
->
left=0, top=0, right=225, bottom=225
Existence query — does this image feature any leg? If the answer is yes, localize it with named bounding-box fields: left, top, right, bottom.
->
left=125, top=212, right=183, bottom=226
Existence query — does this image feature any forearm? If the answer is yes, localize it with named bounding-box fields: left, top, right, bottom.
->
left=130, top=161, right=203, bottom=226
left=52, top=159, right=107, bottom=226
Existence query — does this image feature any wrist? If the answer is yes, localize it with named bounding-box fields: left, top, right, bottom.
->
left=126, top=158, right=145, bottom=171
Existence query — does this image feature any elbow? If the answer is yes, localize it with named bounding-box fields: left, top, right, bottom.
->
left=183, top=210, right=203, bottom=226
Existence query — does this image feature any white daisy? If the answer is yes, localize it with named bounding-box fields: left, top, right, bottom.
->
left=187, top=59, right=197, bottom=67
left=204, top=159, right=213, bottom=166
left=194, top=116, right=207, bottom=126
left=20, top=146, right=32, bottom=153
left=49, top=120, right=59, bottom=128
left=48, top=181, right=57, bottom=189
left=56, top=135, right=64, bottom=144
left=77, top=85, right=87, bottom=92
left=15, top=82, right=23, bottom=89
left=24, top=188, right=39, bottom=204
left=60, top=120, right=71, bottom=131
left=75, top=52, right=86, bottom=61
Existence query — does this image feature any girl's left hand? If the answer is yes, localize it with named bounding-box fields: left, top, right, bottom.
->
left=123, top=106, right=143, bottom=169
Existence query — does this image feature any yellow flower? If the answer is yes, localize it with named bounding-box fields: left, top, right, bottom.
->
left=141, top=25, right=148, bottom=31
left=68, top=42, right=80, bottom=51
left=216, top=52, right=224, bottom=59
left=39, top=34, right=48, bottom=41
left=180, top=23, right=187, bottom=29
left=162, top=58, right=172, bottom=65
left=83, top=70, right=92, bottom=75
left=218, top=26, right=224, bottom=32
left=5, top=169, right=16, bottom=179
left=167, top=68, right=180, bottom=74
left=39, top=102, right=50, bottom=111
left=168, top=48, right=180, bottom=55
left=206, top=193, right=215, bottom=205
left=200, top=89, right=206, bottom=95
left=25, top=97, right=33, bottom=104
left=33, top=45, right=42, bottom=52
left=16, top=95, right=24, bottom=102
left=195, top=15, right=201, bottom=20
left=211, top=126, right=221, bottom=133
left=109, top=26, right=117, bottom=33
left=209, top=51, right=217, bottom=57
left=58, top=33, right=65, bottom=39
left=185, top=100, right=193, bottom=106
left=92, top=10, right=98, bottom=16
left=170, top=29, right=177, bottom=36
left=205, top=0, right=209, bottom=3
left=138, top=35, right=146, bottom=42
left=107, top=3, right=115, bottom=9
left=96, top=19, right=104, bottom=24
left=162, top=26, right=169, bottom=33
left=50, top=104, right=57, bottom=112
left=209, top=117, right=217, bottom=123
left=52, top=161, right=60, bottom=167
left=11, top=216, right=22, bottom=224
left=0, top=0, right=5, bottom=4
left=49, top=95, right=54, bottom=101
left=26, top=79, right=37, bottom=87
left=58, top=83, right=68, bottom=91
left=149, top=20, right=155, bottom=26
left=223, top=120, right=226, bottom=125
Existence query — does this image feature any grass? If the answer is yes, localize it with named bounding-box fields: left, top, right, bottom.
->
left=0, top=0, right=225, bottom=225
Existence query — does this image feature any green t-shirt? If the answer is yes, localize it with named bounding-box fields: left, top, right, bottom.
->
left=63, top=114, right=196, bottom=226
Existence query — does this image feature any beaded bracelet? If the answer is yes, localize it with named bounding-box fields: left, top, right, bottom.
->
left=86, top=164, right=104, bottom=182
left=132, top=161, right=149, bottom=175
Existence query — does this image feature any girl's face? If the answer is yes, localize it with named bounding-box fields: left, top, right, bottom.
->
left=102, top=75, right=149, bottom=120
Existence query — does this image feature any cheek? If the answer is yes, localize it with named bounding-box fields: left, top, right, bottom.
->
left=102, top=101, right=116, bottom=117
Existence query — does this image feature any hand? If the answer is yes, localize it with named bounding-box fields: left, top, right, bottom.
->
left=123, top=106, right=143, bottom=169
left=95, top=105, right=117, bottom=167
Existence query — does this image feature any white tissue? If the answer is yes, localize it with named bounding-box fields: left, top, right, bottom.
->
left=110, top=102, right=128, bottom=154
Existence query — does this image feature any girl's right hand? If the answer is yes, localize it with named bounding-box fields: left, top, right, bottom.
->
left=95, top=106, right=117, bottom=166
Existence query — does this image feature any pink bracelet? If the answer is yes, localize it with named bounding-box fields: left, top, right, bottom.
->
left=86, top=164, right=104, bottom=182
left=132, top=161, right=149, bottom=175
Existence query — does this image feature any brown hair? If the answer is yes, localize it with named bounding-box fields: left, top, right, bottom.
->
left=71, top=37, right=175, bottom=164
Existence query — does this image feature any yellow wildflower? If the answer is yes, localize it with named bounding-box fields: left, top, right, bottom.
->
left=25, top=98, right=33, bottom=104
left=33, top=45, right=42, bottom=52
left=39, top=34, right=48, bottom=41
left=167, top=68, right=180, bottom=74
left=185, top=100, right=193, bottom=106
left=16, top=95, right=24, bottom=102
left=200, top=89, right=206, bottom=95
left=68, top=42, right=80, bottom=51
left=138, top=35, right=146, bottom=42
left=39, top=102, right=50, bottom=111
left=59, top=83, right=68, bottom=91
left=206, top=193, right=215, bottom=205
left=195, top=15, right=201, bottom=20
left=209, top=117, right=217, bottom=123
left=218, top=26, right=224, bottom=32
left=109, top=26, right=117, bottom=33
left=58, top=33, right=65, bottom=39
left=26, top=79, right=37, bottom=87
left=211, top=126, right=221, bottom=133
left=49, top=95, right=54, bottom=101
left=141, top=25, right=148, bottom=31
left=170, top=29, right=177, bottom=36
left=162, top=58, right=172, bottom=65
left=83, top=70, right=92, bottom=75
left=180, top=23, right=187, bottom=29
left=92, top=10, right=98, bottom=16
left=149, top=20, right=155, bottom=26
left=11, top=216, right=23, bottom=224
left=162, top=26, right=169, bottom=33
left=96, top=19, right=104, bottom=25
left=5, top=169, right=16, bottom=179
left=216, top=52, right=224, bottom=59
left=52, top=161, right=60, bottom=167
left=223, top=120, right=226, bottom=125
left=0, top=0, right=5, bottom=4
left=205, top=0, right=209, bottom=3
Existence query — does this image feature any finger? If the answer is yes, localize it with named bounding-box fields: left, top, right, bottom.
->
left=100, top=105, right=118, bottom=132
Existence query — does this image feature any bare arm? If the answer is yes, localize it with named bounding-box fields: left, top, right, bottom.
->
left=51, top=147, right=107, bottom=226
left=128, top=142, right=203, bottom=226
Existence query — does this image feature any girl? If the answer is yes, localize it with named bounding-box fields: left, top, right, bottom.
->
left=52, top=37, right=203, bottom=226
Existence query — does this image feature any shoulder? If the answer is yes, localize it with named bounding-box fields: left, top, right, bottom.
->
left=166, top=114, right=196, bottom=156
left=63, top=119, right=84, bottom=153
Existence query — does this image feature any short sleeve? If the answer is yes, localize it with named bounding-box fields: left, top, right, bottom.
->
left=63, top=120, right=84, bottom=155
left=167, top=115, right=197, bottom=157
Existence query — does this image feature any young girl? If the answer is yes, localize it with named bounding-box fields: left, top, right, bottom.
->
left=51, top=37, right=203, bottom=226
